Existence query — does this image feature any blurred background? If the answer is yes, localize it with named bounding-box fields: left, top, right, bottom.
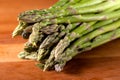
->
left=0, top=0, right=120, bottom=80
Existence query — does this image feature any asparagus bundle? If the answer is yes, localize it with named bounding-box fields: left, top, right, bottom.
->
left=12, top=0, right=120, bottom=72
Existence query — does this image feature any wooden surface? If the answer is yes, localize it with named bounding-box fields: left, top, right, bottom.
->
left=0, top=0, right=120, bottom=80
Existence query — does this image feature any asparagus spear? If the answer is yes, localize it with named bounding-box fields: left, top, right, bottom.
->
left=18, top=9, right=46, bottom=23
left=54, top=27, right=120, bottom=71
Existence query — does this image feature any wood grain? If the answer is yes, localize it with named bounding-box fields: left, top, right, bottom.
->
left=0, top=0, right=120, bottom=80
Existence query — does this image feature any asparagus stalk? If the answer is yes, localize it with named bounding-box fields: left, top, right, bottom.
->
left=18, top=9, right=47, bottom=23
left=54, top=27, right=120, bottom=71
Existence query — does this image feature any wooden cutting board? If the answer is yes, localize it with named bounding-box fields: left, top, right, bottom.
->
left=0, top=0, right=120, bottom=80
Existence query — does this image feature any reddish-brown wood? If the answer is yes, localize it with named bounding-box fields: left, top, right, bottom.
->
left=0, top=0, right=120, bottom=80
